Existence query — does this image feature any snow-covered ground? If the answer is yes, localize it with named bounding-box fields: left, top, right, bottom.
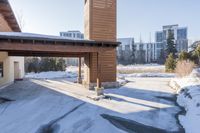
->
left=25, top=65, right=173, bottom=80
left=25, top=66, right=78, bottom=79
left=25, top=71, right=77, bottom=79
left=118, top=73, right=175, bottom=78
left=0, top=64, right=183, bottom=132
left=0, top=77, right=182, bottom=133
left=117, top=64, right=164, bottom=70
left=170, top=69, right=200, bottom=133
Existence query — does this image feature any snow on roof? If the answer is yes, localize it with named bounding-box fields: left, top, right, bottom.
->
left=0, top=32, right=120, bottom=47
left=0, top=32, right=74, bottom=40
left=0, top=32, right=94, bottom=42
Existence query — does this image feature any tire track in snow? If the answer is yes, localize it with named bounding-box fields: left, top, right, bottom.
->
left=36, top=102, right=86, bottom=133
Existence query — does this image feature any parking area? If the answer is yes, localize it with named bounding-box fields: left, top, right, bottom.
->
left=0, top=78, right=183, bottom=133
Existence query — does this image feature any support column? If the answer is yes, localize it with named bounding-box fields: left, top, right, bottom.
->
left=95, top=52, right=104, bottom=96
left=77, top=57, right=82, bottom=83
left=97, top=52, right=101, bottom=88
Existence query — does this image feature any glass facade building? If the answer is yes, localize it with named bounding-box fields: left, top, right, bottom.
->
left=155, top=25, right=188, bottom=59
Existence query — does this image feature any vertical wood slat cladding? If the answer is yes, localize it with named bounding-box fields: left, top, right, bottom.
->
left=0, top=1, right=20, bottom=32
left=0, top=14, right=12, bottom=32
left=84, top=0, right=117, bottom=85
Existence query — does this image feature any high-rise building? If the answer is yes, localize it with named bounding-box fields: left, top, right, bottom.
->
left=60, top=30, right=84, bottom=40
left=155, top=24, right=188, bottom=58
left=117, top=38, right=157, bottom=64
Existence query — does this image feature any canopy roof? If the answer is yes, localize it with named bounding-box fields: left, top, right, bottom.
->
left=0, top=32, right=119, bottom=57
left=0, top=32, right=119, bottom=47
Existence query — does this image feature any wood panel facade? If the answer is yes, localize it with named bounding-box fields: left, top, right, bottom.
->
left=0, top=0, right=21, bottom=32
left=0, top=14, right=12, bottom=32
left=84, top=0, right=117, bottom=87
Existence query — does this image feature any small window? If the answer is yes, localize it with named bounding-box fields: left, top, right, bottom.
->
left=0, top=62, right=3, bottom=78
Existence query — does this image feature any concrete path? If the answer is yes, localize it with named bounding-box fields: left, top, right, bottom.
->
left=0, top=78, right=183, bottom=133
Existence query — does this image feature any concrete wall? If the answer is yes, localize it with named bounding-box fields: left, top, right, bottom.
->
left=0, top=52, right=25, bottom=86
left=0, top=13, right=24, bottom=87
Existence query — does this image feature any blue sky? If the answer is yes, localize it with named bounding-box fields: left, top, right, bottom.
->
left=9, top=0, right=200, bottom=42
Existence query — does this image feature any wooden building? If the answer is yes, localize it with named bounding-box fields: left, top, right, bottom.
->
left=0, top=0, right=119, bottom=91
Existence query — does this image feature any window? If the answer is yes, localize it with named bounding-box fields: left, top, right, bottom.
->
left=156, top=32, right=163, bottom=42
left=125, top=45, right=130, bottom=51
left=139, top=44, right=143, bottom=50
left=0, top=62, right=3, bottom=78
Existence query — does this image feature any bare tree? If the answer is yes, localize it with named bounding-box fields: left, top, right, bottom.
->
left=16, top=10, right=25, bottom=31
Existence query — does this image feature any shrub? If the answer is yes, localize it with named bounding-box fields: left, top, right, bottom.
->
left=175, top=60, right=195, bottom=77
left=178, top=51, right=190, bottom=61
left=193, top=46, right=200, bottom=65
left=165, top=53, right=176, bottom=73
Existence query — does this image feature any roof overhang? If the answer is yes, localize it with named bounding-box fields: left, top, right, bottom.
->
left=0, top=0, right=21, bottom=32
left=0, top=32, right=120, bottom=57
left=0, top=32, right=120, bottom=47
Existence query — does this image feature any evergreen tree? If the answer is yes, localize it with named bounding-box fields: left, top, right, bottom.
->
left=49, top=58, right=57, bottom=71
left=165, top=53, right=176, bottom=72
left=166, top=30, right=177, bottom=57
left=26, top=57, right=40, bottom=73
left=131, top=44, right=136, bottom=63
left=56, top=58, right=66, bottom=71
left=40, top=57, right=56, bottom=72
left=25, top=57, right=66, bottom=73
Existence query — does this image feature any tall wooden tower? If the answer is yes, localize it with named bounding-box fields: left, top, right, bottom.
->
left=84, top=0, right=117, bottom=88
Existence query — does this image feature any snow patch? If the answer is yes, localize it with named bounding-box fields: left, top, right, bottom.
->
left=170, top=69, right=200, bottom=133
left=25, top=71, right=77, bottom=79
left=119, top=73, right=175, bottom=78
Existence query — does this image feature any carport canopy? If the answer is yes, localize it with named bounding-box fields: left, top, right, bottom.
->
left=0, top=32, right=120, bottom=92
left=0, top=32, right=119, bottom=57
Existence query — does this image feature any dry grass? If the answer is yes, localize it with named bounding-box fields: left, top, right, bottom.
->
left=175, top=60, right=195, bottom=77
left=117, top=65, right=165, bottom=74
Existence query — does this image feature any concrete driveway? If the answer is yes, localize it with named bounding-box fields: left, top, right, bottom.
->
left=0, top=78, right=184, bottom=133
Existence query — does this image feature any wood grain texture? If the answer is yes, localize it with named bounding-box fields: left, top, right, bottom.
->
left=0, top=0, right=20, bottom=32
left=0, top=14, right=12, bottom=32
left=84, top=0, right=117, bottom=85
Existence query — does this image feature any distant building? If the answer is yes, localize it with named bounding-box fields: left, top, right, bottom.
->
left=60, top=30, right=84, bottom=40
left=117, top=25, right=188, bottom=64
left=117, top=38, right=156, bottom=64
left=117, top=38, right=134, bottom=64
left=60, top=30, right=84, bottom=66
left=135, top=42, right=157, bottom=63
left=155, top=24, right=188, bottom=58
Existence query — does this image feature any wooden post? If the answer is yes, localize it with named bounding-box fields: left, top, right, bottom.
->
left=97, top=52, right=101, bottom=88
left=78, top=57, right=82, bottom=83
left=96, top=52, right=103, bottom=96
